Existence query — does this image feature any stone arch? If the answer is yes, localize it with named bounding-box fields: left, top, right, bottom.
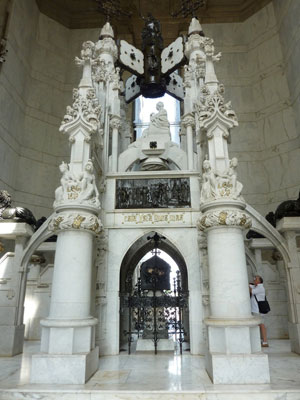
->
left=245, top=204, right=290, bottom=265
left=119, top=230, right=188, bottom=293
left=118, top=229, right=190, bottom=352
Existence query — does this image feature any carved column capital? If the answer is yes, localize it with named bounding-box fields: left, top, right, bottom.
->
left=181, top=113, right=195, bottom=128
left=49, top=211, right=102, bottom=235
left=197, top=209, right=251, bottom=231
left=110, top=115, right=121, bottom=130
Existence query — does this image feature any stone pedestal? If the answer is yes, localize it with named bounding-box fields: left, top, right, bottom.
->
left=205, top=318, right=269, bottom=384
left=199, top=200, right=270, bottom=384
left=31, top=206, right=101, bottom=384
left=0, top=222, right=33, bottom=356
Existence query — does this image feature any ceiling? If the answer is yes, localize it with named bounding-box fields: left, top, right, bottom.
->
left=36, top=0, right=272, bottom=45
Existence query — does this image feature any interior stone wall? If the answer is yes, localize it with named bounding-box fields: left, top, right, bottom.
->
left=272, top=0, right=300, bottom=186
left=0, top=0, right=72, bottom=219
left=204, top=2, right=299, bottom=217
left=0, top=0, right=299, bottom=220
left=0, top=0, right=33, bottom=199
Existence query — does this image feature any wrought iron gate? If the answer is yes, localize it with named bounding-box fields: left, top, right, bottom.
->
left=121, top=271, right=189, bottom=354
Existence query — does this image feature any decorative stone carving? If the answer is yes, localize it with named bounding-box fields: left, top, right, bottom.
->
left=60, top=88, right=101, bottom=134
left=94, top=23, right=118, bottom=63
left=0, top=190, right=36, bottom=227
left=200, top=158, right=243, bottom=203
left=48, top=212, right=102, bottom=234
left=110, top=115, right=121, bottom=130
left=181, top=113, right=195, bottom=129
left=78, top=160, right=100, bottom=206
left=54, top=160, right=100, bottom=208
left=195, top=84, right=237, bottom=130
left=142, top=102, right=170, bottom=138
left=198, top=209, right=252, bottom=231
left=75, top=41, right=95, bottom=64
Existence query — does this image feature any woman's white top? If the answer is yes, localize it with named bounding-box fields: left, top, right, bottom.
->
left=250, top=283, right=266, bottom=314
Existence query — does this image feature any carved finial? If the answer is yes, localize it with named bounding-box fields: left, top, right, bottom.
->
left=188, top=17, right=204, bottom=36
left=100, top=22, right=114, bottom=39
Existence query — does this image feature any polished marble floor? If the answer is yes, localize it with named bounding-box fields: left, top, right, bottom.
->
left=0, top=340, right=300, bottom=399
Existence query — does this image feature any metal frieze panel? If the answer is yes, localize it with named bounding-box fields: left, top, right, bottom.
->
left=119, top=39, right=144, bottom=75
left=161, top=37, right=185, bottom=75
left=116, top=178, right=191, bottom=209
left=166, top=72, right=184, bottom=101
left=125, top=75, right=141, bottom=103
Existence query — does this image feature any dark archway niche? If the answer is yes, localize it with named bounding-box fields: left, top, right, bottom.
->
left=119, top=230, right=188, bottom=293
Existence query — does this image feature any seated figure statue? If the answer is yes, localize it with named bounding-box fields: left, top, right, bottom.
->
left=142, top=101, right=171, bottom=138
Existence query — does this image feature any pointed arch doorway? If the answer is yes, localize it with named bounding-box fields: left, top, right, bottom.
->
left=119, top=231, right=190, bottom=354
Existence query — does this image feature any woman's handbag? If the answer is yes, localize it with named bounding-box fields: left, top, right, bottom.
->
left=254, top=295, right=271, bottom=314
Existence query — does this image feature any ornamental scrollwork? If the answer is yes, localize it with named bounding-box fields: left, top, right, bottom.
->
left=197, top=209, right=252, bottom=231
left=48, top=212, right=102, bottom=235
left=195, top=84, right=237, bottom=128
left=61, top=88, right=101, bottom=132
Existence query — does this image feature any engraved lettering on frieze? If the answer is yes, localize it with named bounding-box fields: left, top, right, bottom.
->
left=123, top=213, right=184, bottom=225
left=116, top=178, right=191, bottom=209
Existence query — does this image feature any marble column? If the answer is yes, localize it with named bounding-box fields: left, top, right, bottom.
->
left=110, top=115, right=121, bottom=172
left=31, top=205, right=101, bottom=384
left=182, top=113, right=195, bottom=170
left=0, top=222, right=33, bottom=356
left=198, top=199, right=270, bottom=384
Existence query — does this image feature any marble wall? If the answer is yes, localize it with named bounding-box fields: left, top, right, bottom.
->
left=0, top=0, right=70, bottom=219
left=204, top=2, right=299, bottom=217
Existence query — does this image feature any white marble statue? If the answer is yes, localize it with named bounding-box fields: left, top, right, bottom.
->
left=54, top=162, right=76, bottom=205
left=54, top=160, right=100, bottom=207
left=227, top=157, right=243, bottom=199
left=200, top=157, right=244, bottom=202
left=200, top=159, right=218, bottom=201
left=78, top=160, right=100, bottom=207
left=142, top=101, right=171, bottom=138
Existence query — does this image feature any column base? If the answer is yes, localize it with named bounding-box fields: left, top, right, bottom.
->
left=31, top=346, right=99, bottom=384
left=206, top=352, right=270, bottom=384
left=205, top=317, right=270, bottom=384
left=0, top=325, right=24, bottom=356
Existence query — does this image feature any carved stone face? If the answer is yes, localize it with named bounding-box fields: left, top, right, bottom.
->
left=203, top=160, right=211, bottom=171
left=59, top=162, right=68, bottom=173
left=156, top=101, right=164, bottom=111
left=231, top=157, right=238, bottom=167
